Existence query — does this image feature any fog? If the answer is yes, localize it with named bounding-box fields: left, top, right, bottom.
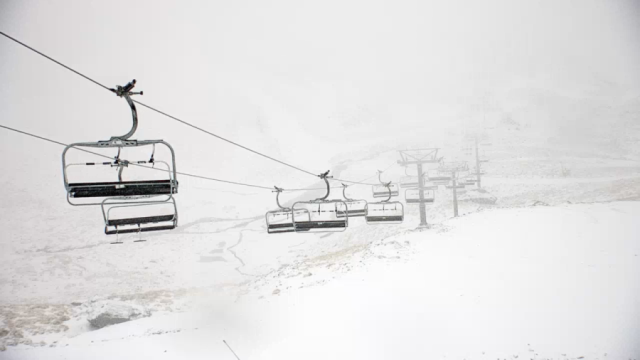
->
left=2, top=1, right=639, bottom=186
left=1, top=1, right=640, bottom=358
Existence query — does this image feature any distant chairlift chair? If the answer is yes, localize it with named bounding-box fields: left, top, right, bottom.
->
left=422, top=181, right=439, bottom=190
left=446, top=181, right=466, bottom=195
left=61, top=80, right=179, bottom=237
left=399, top=166, right=420, bottom=188
left=102, top=196, right=177, bottom=236
left=463, top=176, right=477, bottom=186
left=292, top=171, right=348, bottom=233
left=366, top=185, right=404, bottom=224
left=265, top=187, right=311, bottom=234
left=445, top=183, right=466, bottom=190
left=365, top=173, right=404, bottom=225
left=336, top=183, right=367, bottom=218
left=428, top=169, right=452, bottom=185
left=405, top=189, right=435, bottom=204
left=400, top=176, right=421, bottom=189
left=372, top=170, right=400, bottom=197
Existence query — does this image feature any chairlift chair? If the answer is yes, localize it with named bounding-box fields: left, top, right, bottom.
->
left=428, top=169, right=452, bottom=185
left=373, top=183, right=400, bottom=197
left=63, top=80, right=178, bottom=204
left=265, top=187, right=311, bottom=234
left=291, top=171, right=348, bottom=233
left=463, top=177, right=477, bottom=186
left=399, top=176, right=420, bottom=188
left=445, top=183, right=466, bottom=190
left=366, top=171, right=404, bottom=224
left=422, top=181, right=439, bottom=190
left=61, top=80, right=179, bottom=235
left=365, top=181, right=404, bottom=225
left=64, top=153, right=176, bottom=201
left=372, top=170, right=399, bottom=197
left=336, top=183, right=367, bottom=218
left=405, top=189, right=435, bottom=204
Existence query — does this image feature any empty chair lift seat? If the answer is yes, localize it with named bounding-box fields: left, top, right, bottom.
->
left=405, top=189, right=435, bottom=204
left=294, top=220, right=347, bottom=231
left=400, top=176, right=420, bottom=188
left=336, top=200, right=367, bottom=218
left=105, top=214, right=176, bottom=235
left=69, top=179, right=177, bottom=198
left=365, top=202, right=404, bottom=224
left=292, top=201, right=348, bottom=233
left=445, top=184, right=465, bottom=189
left=266, top=209, right=310, bottom=234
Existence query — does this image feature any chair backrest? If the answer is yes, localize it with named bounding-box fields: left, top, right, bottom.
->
left=365, top=201, right=404, bottom=224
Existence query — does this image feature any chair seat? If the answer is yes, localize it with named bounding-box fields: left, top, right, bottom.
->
left=107, top=215, right=175, bottom=226
left=69, top=180, right=176, bottom=198
left=365, top=216, right=404, bottom=222
left=268, top=223, right=296, bottom=234
left=337, top=209, right=366, bottom=217
left=295, top=221, right=347, bottom=229
left=406, top=199, right=434, bottom=203
left=373, top=191, right=399, bottom=197
left=105, top=224, right=175, bottom=235
left=268, top=223, right=294, bottom=229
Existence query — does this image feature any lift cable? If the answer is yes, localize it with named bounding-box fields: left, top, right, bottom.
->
left=0, top=31, right=317, bottom=178
left=0, top=31, right=112, bottom=92
left=0, top=31, right=390, bottom=191
left=0, top=123, right=351, bottom=193
left=332, top=161, right=397, bottom=186
left=0, top=124, right=272, bottom=190
left=130, top=100, right=317, bottom=177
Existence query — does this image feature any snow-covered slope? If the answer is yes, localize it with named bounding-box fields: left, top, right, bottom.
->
left=4, top=201, right=639, bottom=359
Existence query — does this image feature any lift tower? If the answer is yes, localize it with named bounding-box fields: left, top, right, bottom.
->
left=398, top=149, right=441, bottom=227
left=439, top=161, right=469, bottom=217
left=464, top=134, right=490, bottom=190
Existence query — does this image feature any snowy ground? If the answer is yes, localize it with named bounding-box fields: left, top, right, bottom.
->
left=3, top=201, right=639, bottom=359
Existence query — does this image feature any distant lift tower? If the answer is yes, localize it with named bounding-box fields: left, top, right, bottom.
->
left=398, top=149, right=442, bottom=227
left=439, top=161, right=469, bottom=217
left=471, top=136, right=490, bottom=190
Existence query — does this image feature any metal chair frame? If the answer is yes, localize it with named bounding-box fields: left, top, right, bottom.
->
left=405, top=189, right=435, bottom=204
left=336, top=183, right=367, bottom=218
left=101, top=195, right=178, bottom=235
left=291, top=171, right=348, bottom=233
left=62, top=80, right=178, bottom=207
left=372, top=170, right=399, bottom=197
left=265, top=187, right=311, bottom=234
left=365, top=183, right=404, bottom=225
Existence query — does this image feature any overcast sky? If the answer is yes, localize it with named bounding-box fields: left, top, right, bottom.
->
left=1, top=0, right=639, bottom=190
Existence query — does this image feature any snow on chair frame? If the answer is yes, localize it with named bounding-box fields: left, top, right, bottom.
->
left=336, top=183, right=367, bottom=218
left=265, top=187, right=311, bottom=234
left=291, top=171, right=348, bottom=233
left=366, top=183, right=404, bottom=224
